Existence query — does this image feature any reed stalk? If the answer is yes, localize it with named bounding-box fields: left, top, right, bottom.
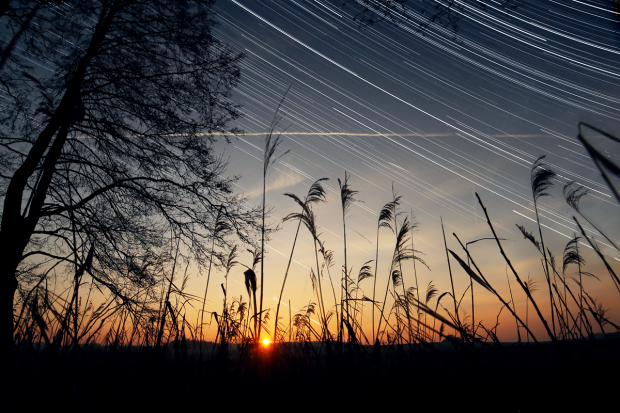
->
left=155, top=236, right=181, bottom=352
left=318, top=240, right=340, bottom=339
left=338, top=171, right=358, bottom=343
left=504, top=266, right=521, bottom=343
left=275, top=178, right=329, bottom=342
left=475, top=193, right=561, bottom=353
left=258, top=87, right=291, bottom=342
left=564, top=182, right=620, bottom=252
left=574, top=217, right=620, bottom=298
left=441, top=217, right=459, bottom=333
left=410, top=210, right=421, bottom=338
left=376, top=216, right=413, bottom=344
left=372, top=197, right=399, bottom=344
left=390, top=186, right=413, bottom=345
left=451, top=234, right=550, bottom=361
left=274, top=219, right=301, bottom=342
left=530, top=155, right=557, bottom=338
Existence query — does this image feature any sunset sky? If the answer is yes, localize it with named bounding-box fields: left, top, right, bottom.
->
left=180, top=0, right=620, bottom=342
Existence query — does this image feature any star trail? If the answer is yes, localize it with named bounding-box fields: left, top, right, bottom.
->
left=7, top=3, right=620, bottom=400
left=207, top=0, right=620, bottom=339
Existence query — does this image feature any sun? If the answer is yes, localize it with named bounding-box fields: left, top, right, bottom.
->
left=262, top=339, right=270, bottom=345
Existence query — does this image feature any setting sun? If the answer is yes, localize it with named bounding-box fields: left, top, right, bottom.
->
left=262, top=339, right=270, bottom=345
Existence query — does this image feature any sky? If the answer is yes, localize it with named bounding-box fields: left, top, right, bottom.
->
left=178, top=0, right=620, bottom=343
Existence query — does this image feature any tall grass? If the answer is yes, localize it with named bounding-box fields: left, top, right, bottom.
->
left=282, top=184, right=330, bottom=340
left=531, top=155, right=558, bottom=337
left=11, top=144, right=620, bottom=401
left=372, top=195, right=399, bottom=344
left=197, top=207, right=231, bottom=350
left=258, top=88, right=290, bottom=342
left=275, top=178, right=329, bottom=342
left=375, top=214, right=413, bottom=344
left=338, top=171, right=358, bottom=343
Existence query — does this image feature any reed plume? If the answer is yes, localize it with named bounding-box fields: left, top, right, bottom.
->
left=530, top=155, right=558, bottom=337
left=198, top=207, right=232, bottom=346
left=243, top=248, right=261, bottom=340
left=376, top=215, right=417, bottom=343
left=338, top=171, right=359, bottom=342
left=564, top=182, right=619, bottom=252
left=371, top=195, right=399, bottom=344
left=563, top=234, right=598, bottom=336
left=282, top=193, right=329, bottom=337
left=274, top=178, right=329, bottom=342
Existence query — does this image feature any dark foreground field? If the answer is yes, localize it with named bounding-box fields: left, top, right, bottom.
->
left=6, top=336, right=619, bottom=412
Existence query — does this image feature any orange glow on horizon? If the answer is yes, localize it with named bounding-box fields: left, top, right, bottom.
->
left=262, top=339, right=270, bottom=345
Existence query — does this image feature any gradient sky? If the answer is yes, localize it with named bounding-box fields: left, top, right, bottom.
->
left=179, top=0, right=620, bottom=342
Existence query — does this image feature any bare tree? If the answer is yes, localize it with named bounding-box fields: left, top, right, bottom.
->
left=0, top=0, right=265, bottom=349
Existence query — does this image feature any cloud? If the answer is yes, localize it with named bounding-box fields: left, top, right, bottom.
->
left=244, top=167, right=304, bottom=199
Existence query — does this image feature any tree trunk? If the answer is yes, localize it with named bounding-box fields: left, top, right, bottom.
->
left=0, top=0, right=123, bottom=349
left=0, top=259, right=18, bottom=352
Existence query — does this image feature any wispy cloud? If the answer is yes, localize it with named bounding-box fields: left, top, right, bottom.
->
left=244, top=168, right=303, bottom=199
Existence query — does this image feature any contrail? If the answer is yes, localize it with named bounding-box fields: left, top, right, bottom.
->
left=239, top=132, right=555, bottom=138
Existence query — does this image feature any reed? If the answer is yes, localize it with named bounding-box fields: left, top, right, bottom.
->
left=372, top=196, right=400, bottom=344
left=10, top=145, right=620, bottom=411
left=274, top=178, right=329, bottom=342
left=564, top=182, right=620, bottom=252
left=338, top=171, right=359, bottom=343
left=410, top=210, right=422, bottom=338
left=258, top=88, right=290, bottom=342
left=376, top=215, right=413, bottom=343
left=282, top=190, right=329, bottom=338
left=530, top=155, right=558, bottom=338
left=197, top=207, right=231, bottom=349
left=441, top=217, right=459, bottom=334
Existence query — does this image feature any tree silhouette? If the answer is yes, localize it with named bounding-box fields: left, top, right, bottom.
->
left=0, top=0, right=264, bottom=348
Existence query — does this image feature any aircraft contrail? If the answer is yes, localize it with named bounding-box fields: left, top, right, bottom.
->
left=238, top=132, right=554, bottom=138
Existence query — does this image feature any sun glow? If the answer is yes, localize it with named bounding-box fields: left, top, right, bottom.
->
left=262, top=339, right=270, bottom=345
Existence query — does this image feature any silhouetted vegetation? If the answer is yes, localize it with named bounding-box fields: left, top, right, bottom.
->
left=3, top=2, right=620, bottom=410
left=0, top=0, right=265, bottom=351
left=7, top=142, right=620, bottom=410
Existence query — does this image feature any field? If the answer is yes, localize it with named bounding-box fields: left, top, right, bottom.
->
left=8, top=161, right=620, bottom=411
left=8, top=336, right=620, bottom=411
